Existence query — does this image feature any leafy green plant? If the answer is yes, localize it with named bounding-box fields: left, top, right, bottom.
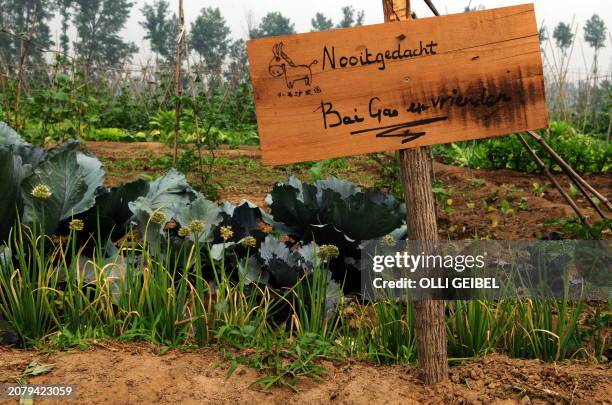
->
left=335, top=298, right=417, bottom=364
left=502, top=299, right=584, bottom=361
left=469, top=178, right=486, bottom=188
left=441, top=142, right=490, bottom=169
left=84, top=128, right=148, bottom=143
left=568, top=184, right=579, bottom=198
left=447, top=300, right=506, bottom=358
left=581, top=307, right=610, bottom=361
left=368, top=300, right=417, bottom=364
left=434, top=122, right=611, bottom=174
left=547, top=217, right=612, bottom=240
left=23, top=56, right=99, bottom=143
left=531, top=182, right=546, bottom=197
left=290, top=246, right=342, bottom=338
left=149, top=110, right=177, bottom=142
left=267, top=176, right=405, bottom=291
left=0, top=224, right=60, bottom=345
left=432, top=181, right=454, bottom=215
left=499, top=199, right=514, bottom=216
left=0, top=123, right=105, bottom=239
left=308, top=158, right=350, bottom=182
left=222, top=333, right=335, bottom=392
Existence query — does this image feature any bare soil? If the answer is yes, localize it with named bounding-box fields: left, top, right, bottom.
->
left=1, top=343, right=610, bottom=404
left=83, top=141, right=611, bottom=240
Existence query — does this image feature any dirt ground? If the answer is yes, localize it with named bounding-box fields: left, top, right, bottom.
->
left=83, top=141, right=611, bottom=240
left=1, top=343, right=610, bottom=404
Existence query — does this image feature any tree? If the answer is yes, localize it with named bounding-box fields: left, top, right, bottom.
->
left=225, top=39, right=248, bottom=83
left=72, top=0, right=138, bottom=67
left=0, top=0, right=56, bottom=63
left=582, top=14, right=608, bottom=129
left=311, top=7, right=365, bottom=32
left=551, top=22, right=574, bottom=120
left=337, top=6, right=364, bottom=28
left=163, top=13, right=179, bottom=64
left=538, top=26, right=548, bottom=46
left=140, top=0, right=178, bottom=63
left=311, top=12, right=333, bottom=32
left=55, top=0, right=72, bottom=56
left=583, top=14, right=607, bottom=74
left=583, top=14, right=607, bottom=50
left=553, top=22, right=574, bottom=55
left=249, top=12, right=295, bottom=39
left=189, top=7, right=231, bottom=72
left=464, top=4, right=485, bottom=12
left=0, top=1, right=12, bottom=62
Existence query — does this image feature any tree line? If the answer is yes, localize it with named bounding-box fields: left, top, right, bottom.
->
left=0, top=1, right=606, bottom=78
left=0, top=1, right=607, bottom=135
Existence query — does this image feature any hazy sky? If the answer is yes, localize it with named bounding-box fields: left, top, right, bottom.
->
left=51, top=0, right=612, bottom=77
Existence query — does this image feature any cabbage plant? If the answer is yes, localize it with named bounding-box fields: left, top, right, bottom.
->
left=0, top=122, right=105, bottom=240
left=266, top=176, right=406, bottom=290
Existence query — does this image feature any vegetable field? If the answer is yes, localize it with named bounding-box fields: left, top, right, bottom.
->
left=0, top=0, right=610, bottom=403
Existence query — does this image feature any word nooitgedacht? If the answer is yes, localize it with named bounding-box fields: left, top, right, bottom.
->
left=322, top=40, right=439, bottom=72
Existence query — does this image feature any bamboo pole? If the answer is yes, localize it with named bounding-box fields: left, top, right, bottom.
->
left=12, top=16, right=37, bottom=130
left=0, top=60, right=11, bottom=124
left=526, top=130, right=612, bottom=212
left=568, top=169, right=609, bottom=221
left=383, top=0, right=449, bottom=385
left=516, top=134, right=588, bottom=225
left=173, top=0, right=185, bottom=166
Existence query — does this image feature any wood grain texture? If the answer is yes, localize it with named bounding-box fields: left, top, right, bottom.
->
left=247, top=4, right=547, bottom=166
left=388, top=0, right=450, bottom=385
left=383, top=0, right=411, bottom=22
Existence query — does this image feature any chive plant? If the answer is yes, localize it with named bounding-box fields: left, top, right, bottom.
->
left=0, top=215, right=602, bottom=367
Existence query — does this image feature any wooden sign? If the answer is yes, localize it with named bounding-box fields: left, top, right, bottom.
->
left=247, top=4, right=548, bottom=166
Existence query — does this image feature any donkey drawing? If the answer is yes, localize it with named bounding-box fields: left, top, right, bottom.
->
left=269, top=42, right=318, bottom=89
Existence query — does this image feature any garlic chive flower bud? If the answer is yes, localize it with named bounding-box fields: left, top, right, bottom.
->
left=317, top=244, right=340, bottom=260
left=241, top=235, right=257, bottom=248
left=189, top=220, right=205, bottom=235
left=69, top=219, right=84, bottom=232
left=31, top=184, right=52, bottom=199
left=220, top=226, right=234, bottom=241
left=381, top=234, right=396, bottom=247
left=178, top=227, right=191, bottom=238
left=150, top=211, right=168, bottom=225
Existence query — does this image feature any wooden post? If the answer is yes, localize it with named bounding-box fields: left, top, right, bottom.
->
left=382, top=0, right=449, bottom=385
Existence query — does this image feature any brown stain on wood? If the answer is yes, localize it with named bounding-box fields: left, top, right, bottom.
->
left=247, top=4, right=547, bottom=165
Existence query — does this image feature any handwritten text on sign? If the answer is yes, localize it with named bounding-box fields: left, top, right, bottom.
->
left=247, top=4, right=547, bottom=165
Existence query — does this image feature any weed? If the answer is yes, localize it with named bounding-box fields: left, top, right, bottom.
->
left=432, top=181, right=454, bottom=215
left=469, top=178, right=486, bottom=188
left=531, top=182, right=547, bottom=197
left=499, top=199, right=514, bottom=216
